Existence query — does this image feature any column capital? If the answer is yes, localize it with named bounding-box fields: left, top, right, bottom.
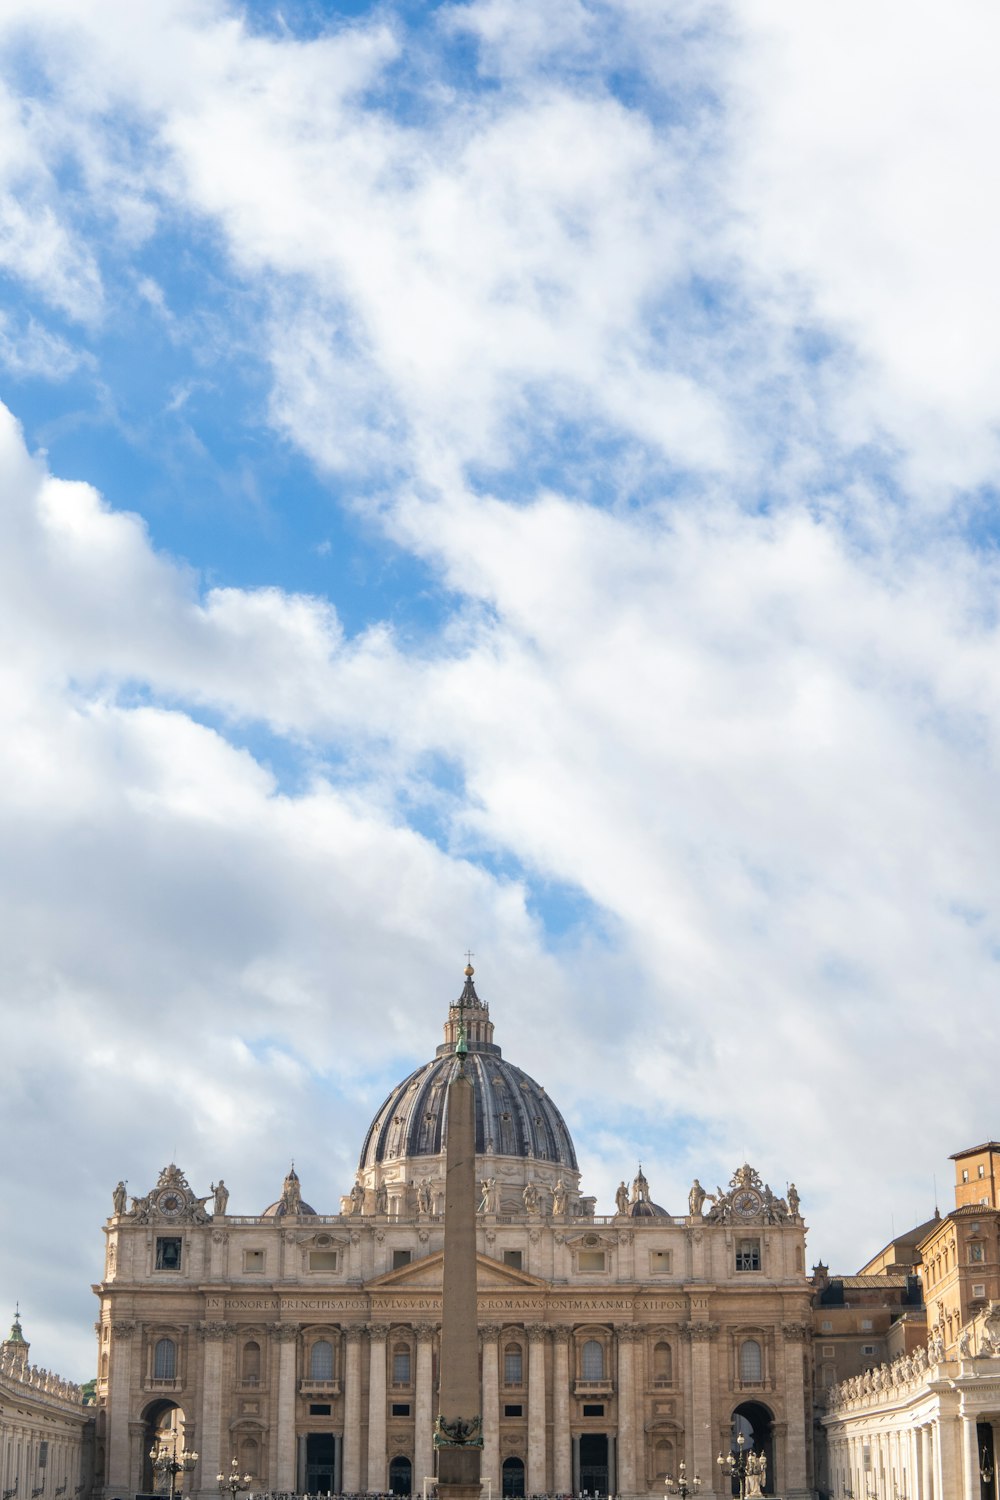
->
left=683, top=1322, right=719, bottom=1342
left=416, top=1323, right=438, bottom=1343
left=199, top=1322, right=236, bottom=1340
left=615, top=1326, right=643, bottom=1344
left=548, top=1324, right=573, bottom=1341
left=111, top=1322, right=137, bottom=1340
left=270, top=1322, right=300, bottom=1343
left=479, top=1325, right=502, bottom=1342
left=781, top=1321, right=809, bottom=1342
left=526, top=1325, right=549, bottom=1344
left=365, top=1322, right=389, bottom=1342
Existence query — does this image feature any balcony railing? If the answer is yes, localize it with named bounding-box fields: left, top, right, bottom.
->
left=299, top=1379, right=341, bottom=1396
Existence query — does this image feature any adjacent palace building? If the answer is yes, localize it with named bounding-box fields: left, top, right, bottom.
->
left=92, top=968, right=814, bottom=1500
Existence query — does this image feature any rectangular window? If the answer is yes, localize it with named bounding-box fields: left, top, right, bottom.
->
left=973, top=1283, right=986, bottom=1299
left=649, top=1251, right=672, bottom=1274
left=38, top=1444, right=48, bottom=1469
left=735, top=1239, right=760, bottom=1272
left=392, top=1249, right=412, bottom=1270
left=155, top=1237, right=182, bottom=1271
left=503, top=1250, right=523, bottom=1270
left=503, top=1405, right=523, bottom=1418
left=243, top=1249, right=265, bottom=1273
left=860, top=1318, right=873, bottom=1331
left=582, top=1404, right=604, bottom=1417
left=862, top=1345, right=876, bottom=1356
left=578, top=1250, right=606, bottom=1272
left=309, top=1251, right=339, bottom=1271
left=309, top=1405, right=332, bottom=1417
left=979, top=1165, right=986, bottom=1178
left=963, top=1169, right=970, bottom=1182
left=392, top=1349, right=412, bottom=1384
left=391, top=1404, right=411, bottom=1417
left=822, top=1345, right=835, bottom=1358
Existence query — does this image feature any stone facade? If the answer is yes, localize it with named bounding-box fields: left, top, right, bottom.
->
left=93, top=972, right=813, bottom=1499
left=0, top=1316, right=94, bottom=1500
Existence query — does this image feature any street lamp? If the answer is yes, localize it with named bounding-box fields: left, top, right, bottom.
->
left=717, top=1431, right=751, bottom=1499
left=665, top=1461, right=701, bottom=1497
left=216, top=1458, right=252, bottom=1498
left=149, top=1429, right=199, bottom=1500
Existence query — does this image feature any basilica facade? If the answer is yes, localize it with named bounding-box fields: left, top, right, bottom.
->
left=93, top=969, right=813, bottom=1499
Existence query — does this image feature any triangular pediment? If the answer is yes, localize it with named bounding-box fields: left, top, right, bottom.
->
left=366, top=1251, right=548, bottom=1293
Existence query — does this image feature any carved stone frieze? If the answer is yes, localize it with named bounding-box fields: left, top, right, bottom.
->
left=269, top=1324, right=300, bottom=1343
left=526, top=1325, right=549, bottom=1343
left=199, top=1322, right=236, bottom=1340
left=782, top=1322, right=809, bottom=1342
left=683, top=1323, right=719, bottom=1342
left=111, top=1322, right=137, bottom=1340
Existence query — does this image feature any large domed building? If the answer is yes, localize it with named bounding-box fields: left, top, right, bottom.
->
left=352, top=967, right=585, bottom=1218
left=93, top=966, right=815, bottom=1500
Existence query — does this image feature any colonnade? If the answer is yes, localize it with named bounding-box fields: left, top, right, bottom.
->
left=828, top=1409, right=1000, bottom=1499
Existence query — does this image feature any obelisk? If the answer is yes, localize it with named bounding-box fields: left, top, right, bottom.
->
left=434, top=972, right=482, bottom=1500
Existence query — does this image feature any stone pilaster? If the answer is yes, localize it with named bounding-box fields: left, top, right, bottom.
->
left=479, top=1326, right=501, bottom=1493
left=615, top=1328, right=641, bottom=1494
left=342, top=1329, right=363, bottom=1492
left=272, top=1324, right=299, bottom=1493
left=366, top=1325, right=388, bottom=1493
left=106, top=1323, right=136, bottom=1496
left=551, top=1327, right=572, bottom=1495
left=780, top=1322, right=810, bottom=1497
left=685, top=1323, right=718, bottom=1496
left=527, top=1326, right=548, bottom=1495
left=196, top=1323, right=232, bottom=1497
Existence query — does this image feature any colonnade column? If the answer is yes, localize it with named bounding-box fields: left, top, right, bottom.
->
left=415, top=1325, right=437, bottom=1493
left=615, top=1328, right=640, bottom=1495
left=342, top=1329, right=363, bottom=1492
left=962, top=1416, right=981, bottom=1500
left=197, top=1323, right=229, bottom=1496
left=274, top=1324, right=299, bottom=1493
left=527, top=1327, right=548, bottom=1494
left=686, top=1324, right=717, bottom=1496
left=551, top=1327, right=572, bottom=1495
left=107, top=1323, right=137, bottom=1496
left=479, top=1326, right=501, bottom=1494
left=366, top=1325, right=388, bottom=1493
left=919, top=1424, right=934, bottom=1500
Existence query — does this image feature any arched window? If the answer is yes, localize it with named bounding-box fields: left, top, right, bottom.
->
left=310, top=1340, right=334, bottom=1381
left=739, top=1339, right=762, bottom=1383
left=242, top=1342, right=261, bottom=1383
left=581, top=1340, right=604, bottom=1380
left=392, top=1343, right=411, bottom=1385
left=153, top=1339, right=176, bottom=1380
left=653, top=1341, right=672, bottom=1384
left=503, top=1343, right=523, bottom=1386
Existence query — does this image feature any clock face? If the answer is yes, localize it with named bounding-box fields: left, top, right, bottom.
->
left=733, top=1189, right=763, bottom=1218
left=156, top=1190, right=185, bottom=1217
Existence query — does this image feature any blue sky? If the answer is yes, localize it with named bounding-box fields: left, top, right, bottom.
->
left=2, top=0, right=1000, bottom=1379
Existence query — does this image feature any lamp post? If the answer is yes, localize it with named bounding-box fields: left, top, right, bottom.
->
left=149, top=1429, right=199, bottom=1500
left=665, top=1461, right=701, bottom=1497
left=216, top=1458, right=252, bottom=1499
left=717, top=1431, right=751, bottom=1499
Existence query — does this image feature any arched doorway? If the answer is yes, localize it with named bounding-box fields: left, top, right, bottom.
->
left=141, top=1400, right=185, bottom=1496
left=389, top=1456, right=412, bottom=1496
left=728, top=1403, right=774, bottom=1496
left=501, top=1457, right=525, bottom=1497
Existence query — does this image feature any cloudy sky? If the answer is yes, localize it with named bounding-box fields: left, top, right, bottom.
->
left=2, top=0, right=1000, bottom=1380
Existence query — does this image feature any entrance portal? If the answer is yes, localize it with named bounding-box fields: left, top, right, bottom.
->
left=389, top=1457, right=412, bottom=1496
left=305, top=1433, right=336, bottom=1493
left=729, top=1403, right=774, bottom=1496
left=579, top=1434, right=609, bottom=1495
left=501, top=1457, right=525, bottom=1497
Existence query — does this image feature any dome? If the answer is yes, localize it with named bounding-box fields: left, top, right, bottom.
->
left=261, top=1164, right=316, bottom=1218
left=358, top=968, right=578, bottom=1176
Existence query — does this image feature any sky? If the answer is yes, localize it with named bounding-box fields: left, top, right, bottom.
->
left=2, top=0, right=1000, bottom=1382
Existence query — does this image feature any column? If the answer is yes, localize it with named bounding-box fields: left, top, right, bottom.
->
left=615, top=1329, right=640, bottom=1495
left=780, top=1323, right=810, bottom=1497
left=686, top=1326, right=716, bottom=1497
left=415, top=1325, right=437, bottom=1494
left=962, top=1416, right=981, bottom=1500
left=343, top=1330, right=363, bottom=1492
left=479, top=1327, right=501, bottom=1494
left=551, top=1327, right=572, bottom=1495
left=106, top=1322, right=137, bottom=1496
left=198, top=1324, right=228, bottom=1498
left=366, top=1325, right=388, bottom=1493
left=527, top=1327, right=548, bottom=1495
left=274, top=1324, right=300, bottom=1493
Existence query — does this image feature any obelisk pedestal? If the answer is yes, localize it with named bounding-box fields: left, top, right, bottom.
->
left=434, top=1025, right=482, bottom=1500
